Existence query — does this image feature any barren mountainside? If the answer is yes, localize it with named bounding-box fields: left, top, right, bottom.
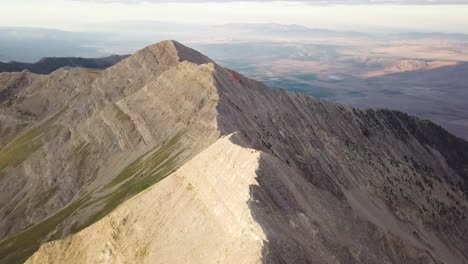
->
left=0, top=40, right=467, bottom=264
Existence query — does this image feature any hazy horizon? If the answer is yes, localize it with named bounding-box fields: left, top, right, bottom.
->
left=2, top=0, right=468, bottom=34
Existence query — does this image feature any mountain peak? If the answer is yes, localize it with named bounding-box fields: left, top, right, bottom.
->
left=88, top=40, right=217, bottom=104
left=134, top=40, right=213, bottom=67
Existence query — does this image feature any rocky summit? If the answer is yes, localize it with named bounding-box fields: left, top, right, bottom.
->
left=0, top=40, right=467, bottom=264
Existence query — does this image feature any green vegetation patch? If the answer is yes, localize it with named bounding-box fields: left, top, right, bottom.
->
left=107, top=132, right=184, bottom=188
left=0, top=132, right=186, bottom=263
left=293, top=73, right=317, bottom=81
left=345, top=91, right=366, bottom=98
left=0, top=111, right=63, bottom=173
left=74, top=143, right=93, bottom=182
left=0, top=195, right=90, bottom=264
left=87, top=132, right=185, bottom=225
left=266, top=78, right=334, bottom=98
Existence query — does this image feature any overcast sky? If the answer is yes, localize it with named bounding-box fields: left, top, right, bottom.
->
left=2, top=0, right=468, bottom=33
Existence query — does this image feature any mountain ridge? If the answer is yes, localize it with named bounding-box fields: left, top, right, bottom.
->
left=0, top=55, right=128, bottom=75
left=0, top=40, right=467, bottom=263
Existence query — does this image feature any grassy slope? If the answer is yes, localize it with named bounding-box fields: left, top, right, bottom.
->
left=0, top=132, right=185, bottom=263
left=0, top=111, right=63, bottom=173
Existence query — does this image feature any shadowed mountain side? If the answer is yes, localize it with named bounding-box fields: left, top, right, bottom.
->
left=244, top=121, right=468, bottom=263
left=249, top=152, right=442, bottom=263
left=217, top=72, right=468, bottom=262
left=0, top=55, right=129, bottom=74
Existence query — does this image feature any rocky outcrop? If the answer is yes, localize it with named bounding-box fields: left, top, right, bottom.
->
left=0, top=41, right=467, bottom=263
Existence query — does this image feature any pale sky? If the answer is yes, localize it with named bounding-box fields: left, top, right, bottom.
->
left=1, top=0, right=468, bottom=33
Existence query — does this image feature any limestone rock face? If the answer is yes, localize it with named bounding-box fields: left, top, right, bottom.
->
left=0, top=40, right=467, bottom=264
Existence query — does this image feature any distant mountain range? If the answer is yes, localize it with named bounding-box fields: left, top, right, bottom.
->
left=3, top=24, right=468, bottom=62
left=0, top=55, right=129, bottom=74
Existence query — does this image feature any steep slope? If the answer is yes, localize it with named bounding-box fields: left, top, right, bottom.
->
left=0, top=55, right=128, bottom=74
left=26, top=134, right=268, bottom=264
left=0, top=41, right=220, bottom=262
left=0, top=41, right=467, bottom=264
